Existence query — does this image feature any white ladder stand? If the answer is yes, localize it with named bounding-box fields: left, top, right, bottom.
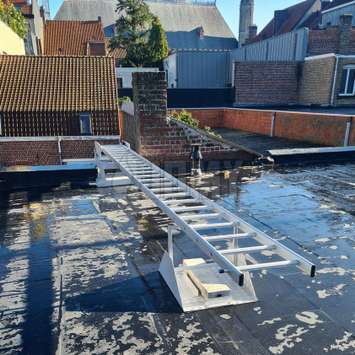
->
left=95, top=143, right=316, bottom=312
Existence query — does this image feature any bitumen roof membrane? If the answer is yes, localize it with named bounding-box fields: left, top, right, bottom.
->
left=0, top=163, right=354, bottom=354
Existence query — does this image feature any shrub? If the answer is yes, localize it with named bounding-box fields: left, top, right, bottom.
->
left=0, top=2, right=27, bottom=39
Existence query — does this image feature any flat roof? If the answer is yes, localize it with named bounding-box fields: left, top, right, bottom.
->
left=0, top=162, right=354, bottom=354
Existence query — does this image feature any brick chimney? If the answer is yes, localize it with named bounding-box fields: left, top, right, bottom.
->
left=339, top=14, right=353, bottom=54
left=273, top=10, right=288, bottom=35
left=248, top=25, right=257, bottom=40
left=239, top=0, right=254, bottom=46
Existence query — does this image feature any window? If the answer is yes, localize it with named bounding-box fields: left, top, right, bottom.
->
left=340, top=66, right=355, bottom=96
left=0, top=114, right=3, bottom=136
left=80, top=113, right=92, bottom=135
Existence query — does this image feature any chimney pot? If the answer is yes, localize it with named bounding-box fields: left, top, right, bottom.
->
left=248, top=25, right=257, bottom=40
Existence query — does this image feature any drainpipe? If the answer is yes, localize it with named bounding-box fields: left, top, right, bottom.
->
left=57, top=136, right=62, bottom=165
left=330, top=55, right=339, bottom=106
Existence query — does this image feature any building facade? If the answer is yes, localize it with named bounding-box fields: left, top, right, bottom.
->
left=0, top=20, right=25, bottom=55
left=54, top=0, right=238, bottom=89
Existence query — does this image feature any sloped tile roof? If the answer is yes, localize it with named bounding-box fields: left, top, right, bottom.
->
left=252, top=0, right=318, bottom=42
left=105, top=39, right=126, bottom=60
left=44, top=20, right=105, bottom=56
left=0, top=55, right=118, bottom=112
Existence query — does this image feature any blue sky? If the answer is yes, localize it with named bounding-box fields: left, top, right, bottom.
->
left=49, top=0, right=301, bottom=36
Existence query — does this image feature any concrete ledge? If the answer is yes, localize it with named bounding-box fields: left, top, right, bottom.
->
left=268, top=146, right=355, bottom=165
left=0, top=135, right=120, bottom=142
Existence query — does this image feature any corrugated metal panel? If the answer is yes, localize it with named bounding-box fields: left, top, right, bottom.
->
left=231, top=28, right=309, bottom=62
left=177, top=51, right=231, bottom=88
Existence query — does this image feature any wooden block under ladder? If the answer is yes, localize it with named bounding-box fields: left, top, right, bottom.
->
left=238, top=260, right=298, bottom=273
left=185, top=269, right=231, bottom=301
left=220, top=245, right=275, bottom=255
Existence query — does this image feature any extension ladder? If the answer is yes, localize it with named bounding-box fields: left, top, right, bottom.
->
left=95, top=143, right=315, bottom=312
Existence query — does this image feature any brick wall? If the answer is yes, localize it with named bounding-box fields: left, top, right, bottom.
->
left=0, top=137, right=119, bottom=166
left=308, top=15, right=355, bottom=56
left=223, top=109, right=273, bottom=136
left=122, top=72, right=250, bottom=162
left=298, top=56, right=336, bottom=106
left=0, top=111, right=119, bottom=137
left=0, top=140, right=60, bottom=166
left=178, top=108, right=355, bottom=147
left=274, top=112, right=351, bottom=146
left=234, top=62, right=300, bottom=105
left=308, top=28, right=340, bottom=56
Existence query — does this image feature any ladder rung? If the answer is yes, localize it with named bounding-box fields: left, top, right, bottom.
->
left=220, top=245, right=274, bottom=255
left=172, top=205, right=209, bottom=212
left=165, top=199, right=197, bottom=205
left=146, top=182, right=175, bottom=188
left=137, top=175, right=163, bottom=179
left=151, top=187, right=181, bottom=193
left=159, top=192, right=189, bottom=199
left=192, top=222, right=234, bottom=231
left=129, top=170, right=154, bottom=174
left=128, top=167, right=152, bottom=171
left=141, top=179, right=170, bottom=184
left=238, top=260, right=298, bottom=273
left=204, top=233, right=251, bottom=242
left=181, top=213, right=220, bottom=220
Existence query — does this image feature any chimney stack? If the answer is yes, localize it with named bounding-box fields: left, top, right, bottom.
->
left=239, top=0, right=254, bottom=46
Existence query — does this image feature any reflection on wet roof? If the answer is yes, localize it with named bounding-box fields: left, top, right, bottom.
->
left=0, top=163, right=354, bottom=354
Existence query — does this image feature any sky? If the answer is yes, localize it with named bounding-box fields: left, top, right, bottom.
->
left=48, top=0, right=301, bottom=36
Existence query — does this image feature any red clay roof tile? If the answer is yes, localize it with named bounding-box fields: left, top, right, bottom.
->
left=0, top=55, right=118, bottom=112
left=44, top=20, right=105, bottom=56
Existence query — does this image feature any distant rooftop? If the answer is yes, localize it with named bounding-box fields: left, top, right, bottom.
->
left=54, top=0, right=237, bottom=50
left=147, top=0, right=216, bottom=5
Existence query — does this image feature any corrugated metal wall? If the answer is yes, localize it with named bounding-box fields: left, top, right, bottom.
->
left=231, top=28, right=309, bottom=62
left=322, top=4, right=355, bottom=26
left=176, top=50, right=231, bottom=88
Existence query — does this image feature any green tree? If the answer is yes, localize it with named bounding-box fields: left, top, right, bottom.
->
left=147, top=16, right=168, bottom=67
left=110, top=0, right=168, bottom=67
left=0, top=1, right=27, bottom=39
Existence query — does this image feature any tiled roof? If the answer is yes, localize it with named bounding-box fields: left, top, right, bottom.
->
left=0, top=55, right=118, bottom=112
left=252, top=0, right=318, bottom=42
left=105, top=39, right=126, bottom=60
left=44, top=20, right=105, bottom=56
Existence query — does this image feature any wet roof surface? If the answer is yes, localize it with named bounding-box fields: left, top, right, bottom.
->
left=0, top=163, right=354, bottom=354
left=215, top=128, right=319, bottom=156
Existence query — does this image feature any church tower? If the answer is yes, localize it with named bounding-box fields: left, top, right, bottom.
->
left=239, top=0, right=254, bottom=46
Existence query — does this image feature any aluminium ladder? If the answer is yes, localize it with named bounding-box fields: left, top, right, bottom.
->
left=95, top=142, right=316, bottom=312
